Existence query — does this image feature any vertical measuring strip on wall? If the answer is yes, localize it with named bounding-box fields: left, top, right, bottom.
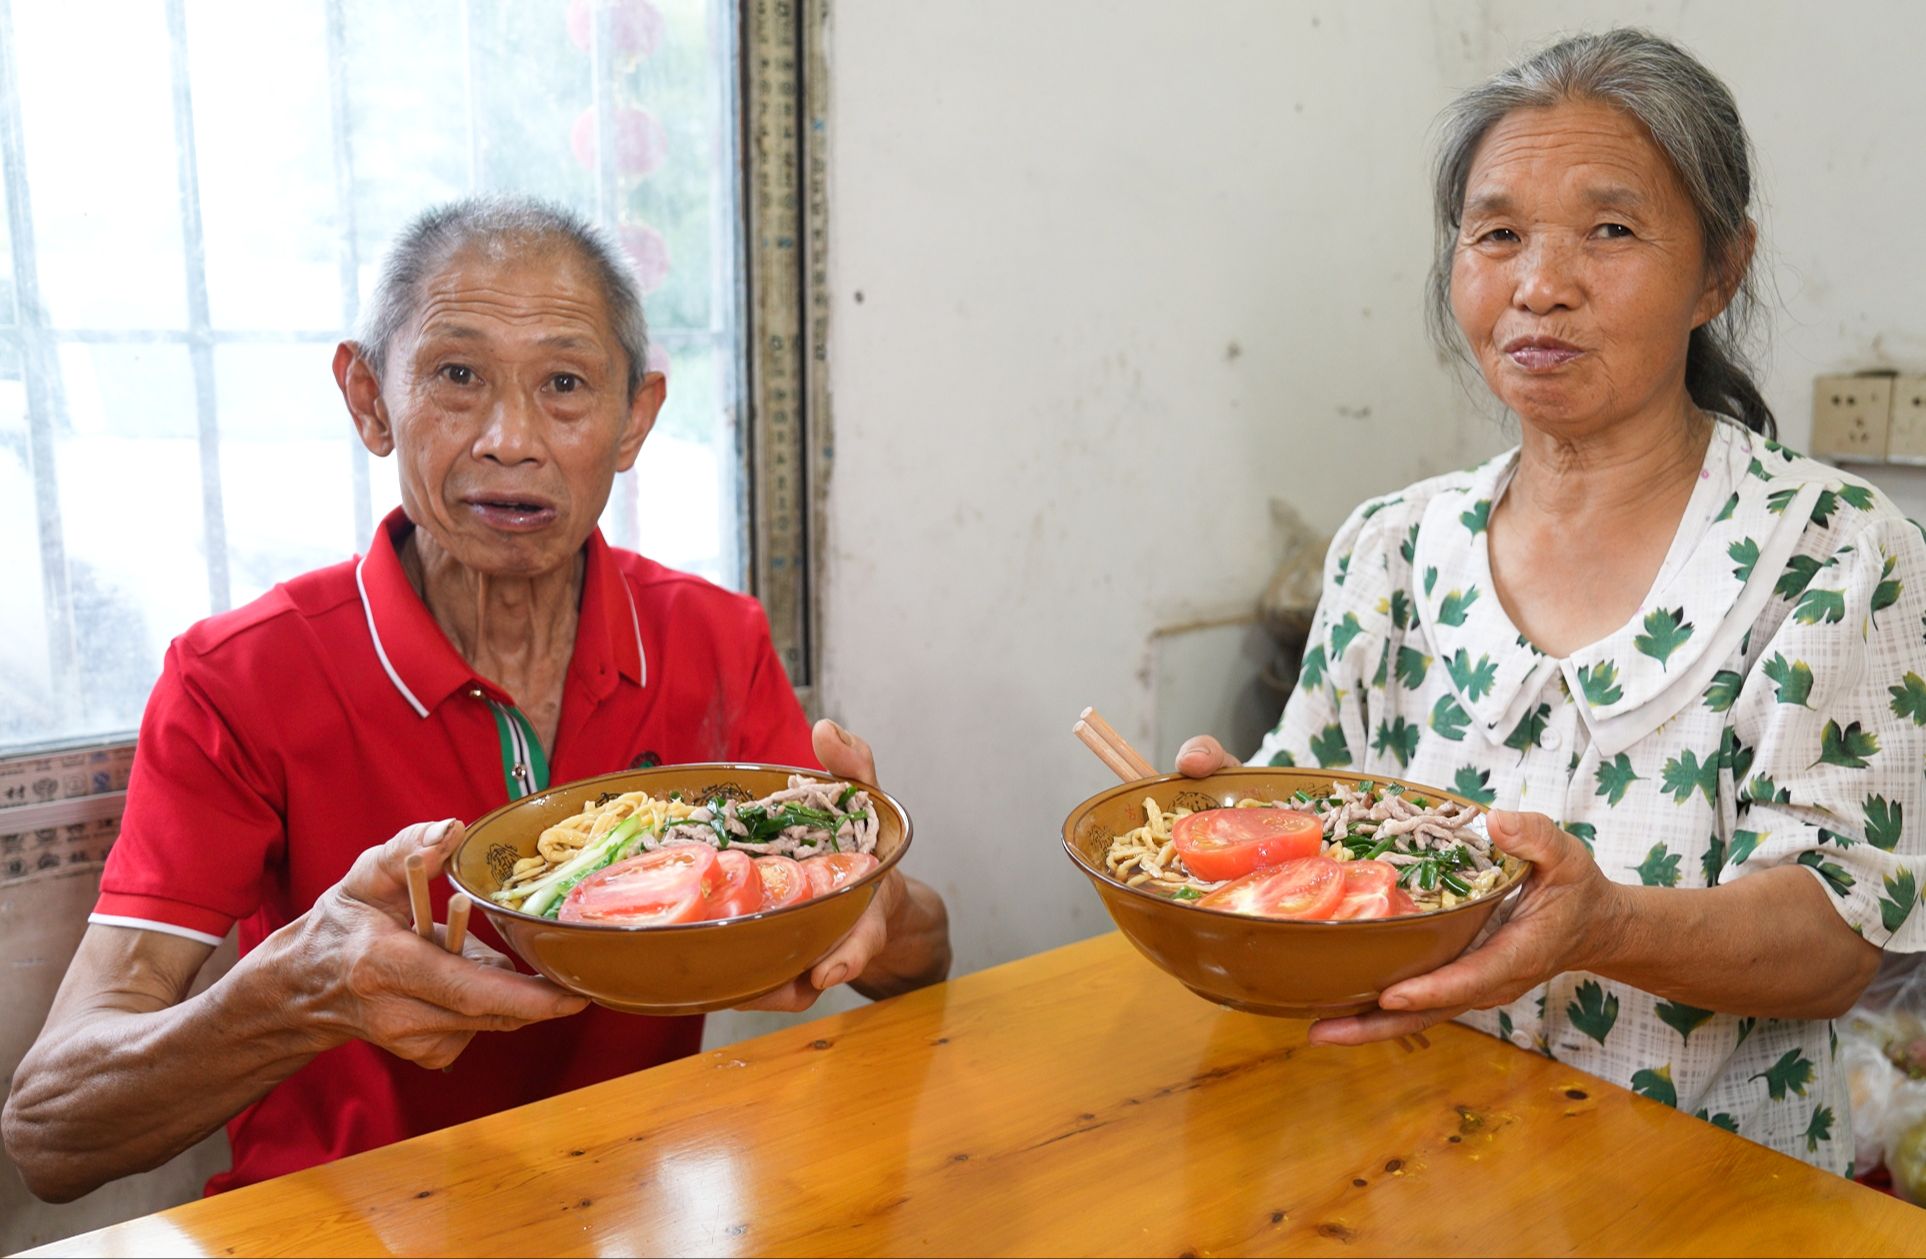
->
left=742, top=0, right=832, bottom=700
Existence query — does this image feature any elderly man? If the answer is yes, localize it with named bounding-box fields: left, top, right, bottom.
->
left=2, top=197, right=951, bottom=1201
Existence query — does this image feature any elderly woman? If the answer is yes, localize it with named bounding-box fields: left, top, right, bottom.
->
left=3, top=198, right=950, bottom=1201
left=1181, top=30, right=1924, bottom=1172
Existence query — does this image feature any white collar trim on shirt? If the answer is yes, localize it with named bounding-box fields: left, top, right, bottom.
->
left=355, top=552, right=431, bottom=719
left=622, top=576, right=649, bottom=689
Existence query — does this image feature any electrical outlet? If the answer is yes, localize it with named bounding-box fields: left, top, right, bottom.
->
left=1888, top=375, right=1926, bottom=464
left=1811, top=373, right=1893, bottom=462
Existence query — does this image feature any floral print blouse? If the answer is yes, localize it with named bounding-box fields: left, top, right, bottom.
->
left=1251, top=417, right=1926, bottom=1173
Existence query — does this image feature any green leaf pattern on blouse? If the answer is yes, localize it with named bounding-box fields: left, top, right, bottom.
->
left=1250, top=419, right=1926, bottom=1175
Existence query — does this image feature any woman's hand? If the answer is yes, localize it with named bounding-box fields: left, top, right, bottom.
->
left=737, top=720, right=951, bottom=1013
left=1308, top=810, right=1624, bottom=1046
left=292, top=819, right=591, bottom=1068
left=1174, top=734, right=1242, bottom=778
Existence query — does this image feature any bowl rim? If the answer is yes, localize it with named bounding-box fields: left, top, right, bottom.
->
left=448, top=762, right=913, bottom=933
left=1061, top=766, right=1529, bottom=926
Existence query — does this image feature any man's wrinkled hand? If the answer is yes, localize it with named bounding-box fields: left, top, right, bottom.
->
left=738, top=719, right=948, bottom=1012
left=291, top=819, right=588, bottom=1068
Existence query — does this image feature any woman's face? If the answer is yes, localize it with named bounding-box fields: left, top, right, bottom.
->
left=1450, top=98, right=1732, bottom=436
left=359, top=242, right=663, bottom=579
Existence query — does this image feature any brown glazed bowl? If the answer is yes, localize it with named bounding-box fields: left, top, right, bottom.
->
left=449, top=763, right=911, bottom=1016
left=1062, top=768, right=1529, bottom=1020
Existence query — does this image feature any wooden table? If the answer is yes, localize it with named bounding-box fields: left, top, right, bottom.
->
left=27, top=933, right=1926, bottom=1257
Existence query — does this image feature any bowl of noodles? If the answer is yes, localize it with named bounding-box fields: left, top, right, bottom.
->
left=1061, top=768, right=1529, bottom=1020
left=448, top=763, right=912, bottom=1016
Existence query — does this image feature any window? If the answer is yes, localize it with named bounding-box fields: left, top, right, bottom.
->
left=0, top=0, right=825, bottom=757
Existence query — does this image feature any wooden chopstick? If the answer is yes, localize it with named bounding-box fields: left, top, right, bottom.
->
left=1079, top=707, right=1155, bottom=778
left=445, top=893, right=472, bottom=954
left=406, top=851, right=473, bottom=956
left=404, top=851, right=435, bottom=941
left=1073, top=720, right=1139, bottom=782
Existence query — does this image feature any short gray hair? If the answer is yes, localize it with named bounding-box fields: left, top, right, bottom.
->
left=357, top=195, right=652, bottom=399
left=1426, top=29, right=1774, bottom=438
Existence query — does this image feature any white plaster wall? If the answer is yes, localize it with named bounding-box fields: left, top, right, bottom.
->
left=712, top=0, right=1926, bottom=1050
left=803, top=0, right=1501, bottom=995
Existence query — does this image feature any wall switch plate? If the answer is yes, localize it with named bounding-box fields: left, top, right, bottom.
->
left=1811, top=373, right=1893, bottom=462
left=1887, top=375, right=1926, bottom=464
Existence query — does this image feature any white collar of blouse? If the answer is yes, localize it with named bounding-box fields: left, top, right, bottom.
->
left=1407, top=416, right=1867, bottom=760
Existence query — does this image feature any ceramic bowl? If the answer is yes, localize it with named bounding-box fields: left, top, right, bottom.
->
left=1062, top=767, right=1528, bottom=1019
left=449, top=763, right=911, bottom=1016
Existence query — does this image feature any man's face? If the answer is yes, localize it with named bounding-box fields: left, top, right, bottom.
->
left=356, top=242, right=662, bottom=578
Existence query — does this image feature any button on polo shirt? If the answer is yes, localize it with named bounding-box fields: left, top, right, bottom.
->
left=94, top=507, right=815, bottom=1194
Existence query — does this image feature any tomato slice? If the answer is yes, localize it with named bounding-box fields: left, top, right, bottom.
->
left=703, top=848, right=763, bottom=921
left=1329, top=860, right=1401, bottom=920
left=1171, top=807, right=1324, bottom=883
left=560, top=843, right=720, bottom=926
left=1341, top=860, right=1398, bottom=894
left=800, top=852, right=880, bottom=897
left=1197, top=855, right=1346, bottom=920
left=753, top=855, right=810, bottom=911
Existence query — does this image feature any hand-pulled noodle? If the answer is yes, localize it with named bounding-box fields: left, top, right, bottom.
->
left=494, top=775, right=877, bottom=919
left=1105, top=779, right=1510, bottom=913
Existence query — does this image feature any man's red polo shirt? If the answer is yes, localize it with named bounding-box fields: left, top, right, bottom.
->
left=93, top=507, right=815, bottom=1194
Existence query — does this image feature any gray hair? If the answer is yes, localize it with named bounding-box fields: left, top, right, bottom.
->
left=1426, top=29, right=1774, bottom=438
left=356, top=195, right=652, bottom=400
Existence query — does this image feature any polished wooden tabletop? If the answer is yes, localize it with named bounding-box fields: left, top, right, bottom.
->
left=27, top=932, right=1926, bottom=1257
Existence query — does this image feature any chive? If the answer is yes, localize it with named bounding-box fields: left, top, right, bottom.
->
left=837, top=784, right=860, bottom=808
left=1360, top=836, right=1399, bottom=861
left=1170, top=887, right=1204, bottom=901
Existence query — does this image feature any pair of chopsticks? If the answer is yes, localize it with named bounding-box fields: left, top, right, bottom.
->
left=404, top=851, right=472, bottom=954
left=1072, top=706, right=1429, bottom=1055
left=1073, top=707, right=1155, bottom=779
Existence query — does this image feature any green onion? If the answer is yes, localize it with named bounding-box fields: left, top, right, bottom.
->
left=1441, top=872, right=1472, bottom=896
left=1360, top=836, right=1399, bottom=861
left=517, top=814, right=645, bottom=918
left=1170, top=887, right=1204, bottom=901
left=837, top=784, right=860, bottom=808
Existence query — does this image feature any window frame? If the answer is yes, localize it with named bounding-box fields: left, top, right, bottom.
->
left=0, top=0, right=830, bottom=814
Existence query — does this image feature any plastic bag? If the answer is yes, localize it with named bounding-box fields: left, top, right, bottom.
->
left=1843, top=1034, right=1903, bottom=1174
left=1885, top=1080, right=1926, bottom=1203
left=1842, top=953, right=1926, bottom=1192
